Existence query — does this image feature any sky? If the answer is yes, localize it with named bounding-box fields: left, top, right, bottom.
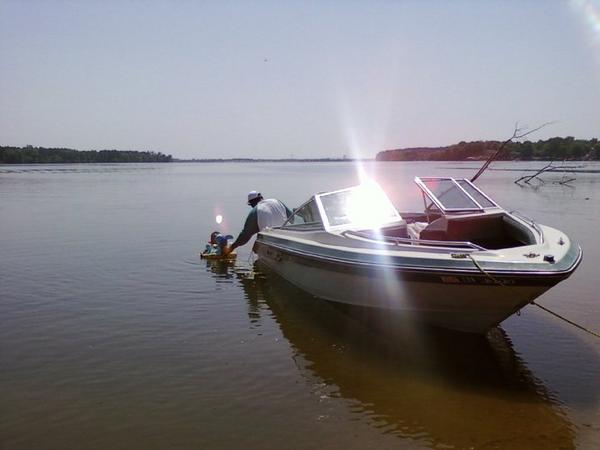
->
left=1, top=0, right=599, bottom=159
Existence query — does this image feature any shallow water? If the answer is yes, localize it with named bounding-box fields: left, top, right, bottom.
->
left=1, top=161, right=599, bottom=449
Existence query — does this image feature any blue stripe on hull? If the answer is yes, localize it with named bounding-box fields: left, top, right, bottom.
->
left=254, top=239, right=581, bottom=288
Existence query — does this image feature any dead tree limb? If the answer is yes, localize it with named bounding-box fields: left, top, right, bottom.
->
left=555, top=161, right=577, bottom=185
left=556, top=177, right=576, bottom=185
left=514, top=159, right=578, bottom=186
left=471, top=121, right=554, bottom=183
left=514, top=161, right=554, bottom=185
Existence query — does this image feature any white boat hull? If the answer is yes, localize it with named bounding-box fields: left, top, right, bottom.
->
left=256, top=246, right=551, bottom=334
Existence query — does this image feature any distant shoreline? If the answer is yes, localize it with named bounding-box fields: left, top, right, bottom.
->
left=376, top=137, right=599, bottom=161
left=3, top=136, right=599, bottom=163
left=172, top=158, right=370, bottom=163
left=0, top=146, right=172, bottom=164
left=2, top=158, right=598, bottom=165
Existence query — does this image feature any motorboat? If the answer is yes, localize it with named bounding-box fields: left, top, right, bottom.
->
left=253, top=177, right=582, bottom=334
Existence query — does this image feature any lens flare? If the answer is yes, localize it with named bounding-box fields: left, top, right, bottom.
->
left=345, top=181, right=400, bottom=230
left=216, top=214, right=223, bottom=224
left=572, top=0, right=600, bottom=41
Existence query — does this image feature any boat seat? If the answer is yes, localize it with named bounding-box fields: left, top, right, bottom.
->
left=419, top=217, right=448, bottom=241
left=421, top=215, right=506, bottom=241
left=407, top=221, right=428, bottom=240
left=419, top=213, right=536, bottom=249
left=446, top=215, right=505, bottom=242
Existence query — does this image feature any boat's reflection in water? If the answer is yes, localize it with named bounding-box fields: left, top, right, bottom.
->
left=206, top=260, right=575, bottom=450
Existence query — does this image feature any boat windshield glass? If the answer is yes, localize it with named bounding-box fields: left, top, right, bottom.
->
left=422, top=179, right=479, bottom=210
left=283, top=199, right=322, bottom=227
left=415, top=177, right=500, bottom=212
left=317, top=182, right=401, bottom=229
left=456, top=180, right=496, bottom=208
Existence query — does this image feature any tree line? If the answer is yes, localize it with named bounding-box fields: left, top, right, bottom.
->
left=0, top=146, right=172, bottom=164
left=376, top=137, right=600, bottom=161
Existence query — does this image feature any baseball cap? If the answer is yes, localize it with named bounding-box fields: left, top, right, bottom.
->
left=247, top=191, right=261, bottom=205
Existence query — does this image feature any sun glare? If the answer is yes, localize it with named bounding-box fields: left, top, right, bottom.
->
left=572, top=0, right=600, bottom=41
left=345, top=181, right=399, bottom=230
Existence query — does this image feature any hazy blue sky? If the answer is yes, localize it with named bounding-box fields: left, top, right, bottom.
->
left=1, top=0, right=599, bottom=159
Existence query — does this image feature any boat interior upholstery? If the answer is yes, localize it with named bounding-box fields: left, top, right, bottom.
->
left=357, top=212, right=537, bottom=250
left=281, top=182, right=539, bottom=251
left=417, top=213, right=536, bottom=249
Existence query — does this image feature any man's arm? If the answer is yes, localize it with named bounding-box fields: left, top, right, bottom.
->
left=229, top=208, right=259, bottom=251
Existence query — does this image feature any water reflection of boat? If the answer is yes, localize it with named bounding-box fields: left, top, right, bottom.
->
left=253, top=179, right=582, bottom=333
left=237, top=265, right=575, bottom=450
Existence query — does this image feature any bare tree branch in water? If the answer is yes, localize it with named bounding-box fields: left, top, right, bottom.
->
left=514, top=162, right=554, bottom=185
left=514, top=160, right=578, bottom=186
left=470, top=121, right=554, bottom=183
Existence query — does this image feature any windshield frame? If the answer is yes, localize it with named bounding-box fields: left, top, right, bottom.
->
left=414, top=176, right=501, bottom=213
left=314, top=184, right=403, bottom=232
left=281, top=197, right=324, bottom=229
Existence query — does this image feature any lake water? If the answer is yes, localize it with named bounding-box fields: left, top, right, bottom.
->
left=1, top=161, right=599, bottom=449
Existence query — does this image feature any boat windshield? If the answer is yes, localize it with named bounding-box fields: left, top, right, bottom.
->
left=455, top=180, right=496, bottom=208
left=283, top=198, right=323, bottom=228
left=415, top=177, right=499, bottom=212
left=316, top=182, right=402, bottom=230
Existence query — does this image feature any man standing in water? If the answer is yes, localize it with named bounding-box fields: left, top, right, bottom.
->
left=223, top=191, right=292, bottom=254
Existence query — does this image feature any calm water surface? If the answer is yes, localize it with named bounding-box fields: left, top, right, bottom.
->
left=1, top=162, right=599, bottom=449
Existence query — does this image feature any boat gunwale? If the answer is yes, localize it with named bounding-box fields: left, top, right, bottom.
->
left=255, top=234, right=583, bottom=279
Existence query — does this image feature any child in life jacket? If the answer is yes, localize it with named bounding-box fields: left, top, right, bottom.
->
left=203, top=231, right=233, bottom=256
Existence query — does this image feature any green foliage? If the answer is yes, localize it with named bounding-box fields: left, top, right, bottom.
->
left=376, top=137, right=599, bottom=161
left=0, top=146, right=172, bottom=164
